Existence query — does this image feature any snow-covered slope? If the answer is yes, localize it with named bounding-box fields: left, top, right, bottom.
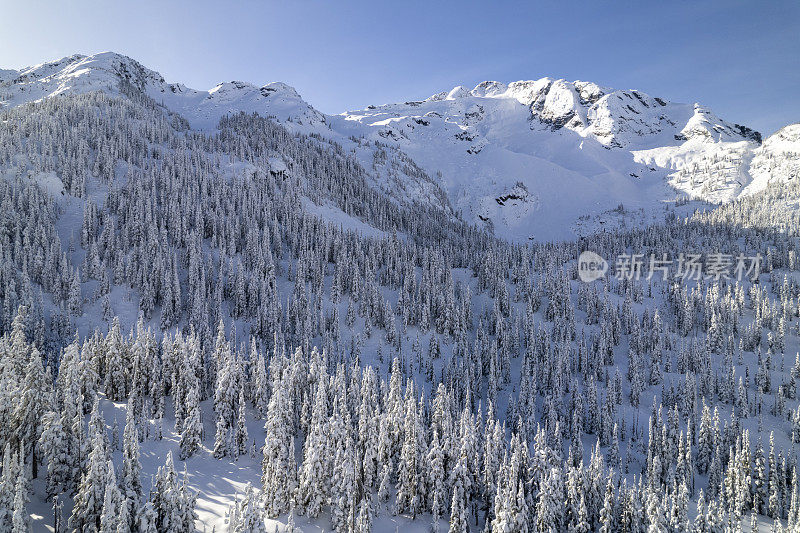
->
left=743, top=123, right=800, bottom=195
left=331, top=79, right=787, bottom=240
left=0, top=52, right=325, bottom=130
left=5, top=52, right=455, bottom=213
left=427, top=78, right=760, bottom=148
left=2, top=51, right=800, bottom=533
left=3, top=52, right=798, bottom=242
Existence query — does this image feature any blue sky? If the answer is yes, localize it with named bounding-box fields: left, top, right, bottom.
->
left=1, top=0, right=798, bottom=135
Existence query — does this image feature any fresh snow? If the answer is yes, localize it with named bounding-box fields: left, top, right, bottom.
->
left=1, top=50, right=800, bottom=533
left=3, top=52, right=798, bottom=242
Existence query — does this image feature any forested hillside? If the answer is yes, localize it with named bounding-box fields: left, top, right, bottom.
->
left=0, top=55, right=799, bottom=532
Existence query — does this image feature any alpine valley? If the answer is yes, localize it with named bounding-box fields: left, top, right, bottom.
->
left=0, top=52, right=799, bottom=532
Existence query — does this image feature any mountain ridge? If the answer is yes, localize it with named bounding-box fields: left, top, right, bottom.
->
left=2, top=51, right=797, bottom=241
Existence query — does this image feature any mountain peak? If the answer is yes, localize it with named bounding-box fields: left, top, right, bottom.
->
left=446, top=86, right=470, bottom=99
left=470, top=81, right=508, bottom=97
left=370, top=76, right=757, bottom=150
left=0, top=51, right=321, bottom=129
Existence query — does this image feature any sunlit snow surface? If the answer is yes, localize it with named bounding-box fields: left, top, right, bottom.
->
left=3, top=50, right=800, bottom=533
left=2, top=52, right=797, bottom=242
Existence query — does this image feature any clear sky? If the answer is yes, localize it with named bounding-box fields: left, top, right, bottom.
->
left=1, top=0, right=798, bottom=135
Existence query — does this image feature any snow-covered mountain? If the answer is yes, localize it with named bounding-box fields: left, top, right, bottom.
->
left=331, top=80, right=795, bottom=240
left=0, top=52, right=324, bottom=129
left=2, top=51, right=800, bottom=533
left=744, top=123, right=800, bottom=195
left=2, top=52, right=798, bottom=241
